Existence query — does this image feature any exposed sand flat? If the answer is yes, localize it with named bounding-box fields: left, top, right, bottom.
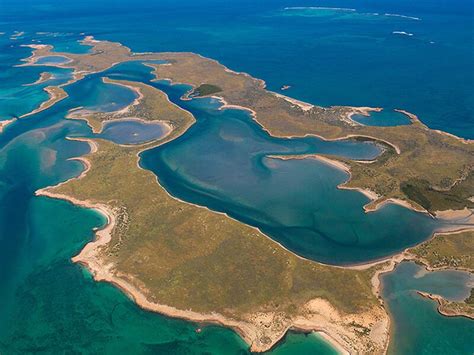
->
left=271, top=91, right=314, bottom=111
left=0, top=118, right=16, bottom=133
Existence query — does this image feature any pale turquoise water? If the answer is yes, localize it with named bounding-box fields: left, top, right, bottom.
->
left=383, top=262, right=474, bottom=354
left=0, top=55, right=339, bottom=354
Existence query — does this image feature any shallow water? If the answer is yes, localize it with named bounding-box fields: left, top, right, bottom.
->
left=139, top=77, right=442, bottom=265
left=97, top=119, right=169, bottom=145
left=34, top=55, right=70, bottom=65
left=383, top=262, right=474, bottom=354
left=352, top=109, right=412, bottom=127
left=0, top=57, right=341, bottom=353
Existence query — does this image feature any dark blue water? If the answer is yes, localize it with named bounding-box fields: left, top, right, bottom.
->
left=1, top=0, right=472, bottom=137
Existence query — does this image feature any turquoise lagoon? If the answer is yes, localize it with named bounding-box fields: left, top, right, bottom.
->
left=0, top=2, right=473, bottom=353
left=96, top=119, right=170, bottom=145
left=34, top=55, right=71, bottom=65
left=139, top=76, right=442, bottom=265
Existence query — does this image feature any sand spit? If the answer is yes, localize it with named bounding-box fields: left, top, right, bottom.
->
left=23, top=72, right=54, bottom=86
left=35, top=138, right=374, bottom=354
left=19, top=86, right=67, bottom=118
left=0, top=118, right=16, bottom=133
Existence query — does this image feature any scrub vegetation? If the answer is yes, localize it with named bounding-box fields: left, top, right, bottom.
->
left=52, top=80, right=387, bottom=353
left=409, top=231, right=474, bottom=271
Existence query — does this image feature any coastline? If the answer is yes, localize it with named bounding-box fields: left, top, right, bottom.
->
left=23, top=72, right=53, bottom=86
left=0, top=118, right=16, bottom=133
left=35, top=137, right=357, bottom=354
left=33, top=83, right=388, bottom=353
left=417, top=292, right=474, bottom=320
left=19, top=86, right=67, bottom=118
left=102, top=77, right=144, bottom=117
left=18, top=36, right=472, bottom=355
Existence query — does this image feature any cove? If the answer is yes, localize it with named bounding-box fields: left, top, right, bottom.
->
left=34, top=55, right=71, bottom=65
left=96, top=118, right=170, bottom=145
left=351, top=109, right=412, bottom=127
left=137, top=74, right=443, bottom=265
left=382, top=262, right=474, bottom=354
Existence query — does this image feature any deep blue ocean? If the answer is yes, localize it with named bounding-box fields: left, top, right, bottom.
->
left=2, top=0, right=473, bottom=137
left=0, top=0, right=473, bottom=354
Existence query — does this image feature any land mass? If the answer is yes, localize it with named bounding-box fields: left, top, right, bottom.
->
left=21, top=36, right=473, bottom=353
left=38, top=79, right=389, bottom=353
left=408, top=230, right=474, bottom=319
left=22, top=36, right=474, bottom=214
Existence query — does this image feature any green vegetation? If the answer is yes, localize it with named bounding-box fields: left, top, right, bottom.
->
left=49, top=79, right=386, bottom=352
left=149, top=53, right=474, bottom=213
left=191, top=83, right=222, bottom=97
left=409, top=231, right=474, bottom=270
left=57, top=81, right=379, bottom=316
left=31, top=36, right=474, bottom=212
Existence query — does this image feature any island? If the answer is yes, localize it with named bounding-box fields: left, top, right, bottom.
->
left=21, top=36, right=472, bottom=353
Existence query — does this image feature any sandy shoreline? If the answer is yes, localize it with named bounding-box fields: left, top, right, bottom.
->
left=23, top=36, right=473, bottom=354
left=102, top=77, right=144, bottom=116
left=35, top=137, right=356, bottom=354
left=271, top=91, right=314, bottom=111
left=32, top=86, right=377, bottom=353
left=23, top=72, right=54, bottom=86
left=0, top=118, right=16, bottom=133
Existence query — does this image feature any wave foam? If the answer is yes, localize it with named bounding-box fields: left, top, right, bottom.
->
left=392, top=31, right=414, bottom=36
left=284, top=6, right=356, bottom=12
left=385, top=13, right=421, bottom=21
